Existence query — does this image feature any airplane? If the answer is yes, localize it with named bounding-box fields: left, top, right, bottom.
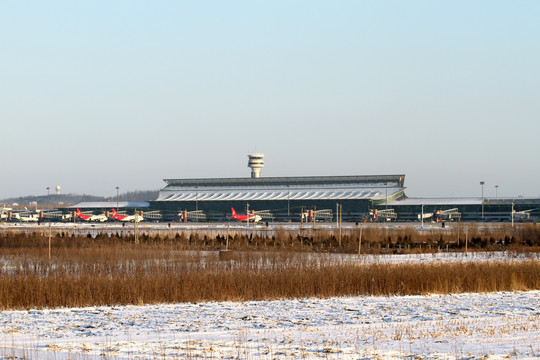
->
left=111, top=208, right=144, bottom=222
left=1, top=206, right=11, bottom=221
left=231, top=207, right=262, bottom=223
left=76, top=208, right=108, bottom=222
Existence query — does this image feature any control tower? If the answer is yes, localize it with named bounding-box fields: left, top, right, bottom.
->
left=247, top=153, right=264, bottom=178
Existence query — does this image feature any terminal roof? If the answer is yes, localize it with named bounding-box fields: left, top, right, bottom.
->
left=67, top=201, right=150, bottom=209
left=163, top=175, right=405, bottom=188
left=158, top=175, right=406, bottom=202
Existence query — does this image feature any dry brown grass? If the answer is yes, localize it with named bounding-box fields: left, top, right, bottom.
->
left=1, top=231, right=539, bottom=309
left=1, top=222, right=539, bottom=253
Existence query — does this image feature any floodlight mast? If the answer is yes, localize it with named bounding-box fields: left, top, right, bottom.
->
left=480, top=181, right=485, bottom=220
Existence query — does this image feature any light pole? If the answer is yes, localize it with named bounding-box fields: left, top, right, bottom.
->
left=46, top=187, right=50, bottom=209
left=287, top=184, right=290, bottom=218
left=385, top=183, right=388, bottom=211
left=511, top=201, right=515, bottom=228
left=495, top=185, right=499, bottom=198
left=480, top=181, right=485, bottom=220
left=116, top=186, right=119, bottom=210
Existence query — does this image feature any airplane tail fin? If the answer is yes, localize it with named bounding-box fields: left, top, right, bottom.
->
left=231, top=208, right=237, bottom=216
left=76, top=208, right=82, bottom=215
left=112, top=208, right=117, bottom=215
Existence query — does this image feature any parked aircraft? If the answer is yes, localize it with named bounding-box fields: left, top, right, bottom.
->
left=76, top=209, right=108, bottom=222
left=111, top=208, right=143, bottom=222
left=230, top=207, right=262, bottom=223
left=1, top=206, right=10, bottom=221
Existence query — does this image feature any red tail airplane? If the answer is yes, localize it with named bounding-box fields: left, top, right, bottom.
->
left=76, top=208, right=108, bottom=222
left=230, top=207, right=262, bottom=222
left=111, top=208, right=144, bottom=222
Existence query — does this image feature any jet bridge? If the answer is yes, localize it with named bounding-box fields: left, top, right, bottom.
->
left=302, top=209, right=333, bottom=222
left=433, top=208, right=461, bottom=222
left=178, top=210, right=207, bottom=222
left=368, top=208, right=397, bottom=222
left=141, top=210, right=163, bottom=220
left=253, top=210, right=275, bottom=221
left=513, top=209, right=536, bottom=222
left=418, top=208, right=461, bottom=222
left=42, top=210, right=73, bottom=221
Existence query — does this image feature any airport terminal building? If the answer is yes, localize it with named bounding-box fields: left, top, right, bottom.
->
left=154, top=174, right=406, bottom=222
left=151, top=154, right=538, bottom=222
left=64, top=154, right=538, bottom=223
left=150, top=154, right=540, bottom=221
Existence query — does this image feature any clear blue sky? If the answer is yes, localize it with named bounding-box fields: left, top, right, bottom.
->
left=1, top=1, right=539, bottom=200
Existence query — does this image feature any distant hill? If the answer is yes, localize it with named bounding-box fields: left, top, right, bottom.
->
left=1, top=190, right=160, bottom=208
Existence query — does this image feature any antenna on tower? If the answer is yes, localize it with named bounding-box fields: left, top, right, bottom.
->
left=247, top=153, right=264, bottom=178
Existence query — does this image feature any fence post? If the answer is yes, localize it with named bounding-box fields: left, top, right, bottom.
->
left=457, top=223, right=460, bottom=246
left=338, top=204, right=342, bottom=247
left=48, top=223, right=52, bottom=260
left=465, top=226, right=468, bottom=254
left=226, top=223, right=230, bottom=250
left=358, top=224, right=363, bottom=256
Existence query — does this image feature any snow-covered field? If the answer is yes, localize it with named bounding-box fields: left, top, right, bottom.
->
left=1, top=291, right=539, bottom=359
left=1, top=247, right=539, bottom=359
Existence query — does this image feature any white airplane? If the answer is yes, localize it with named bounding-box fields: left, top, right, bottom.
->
left=1, top=206, right=11, bottom=221
left=76, top=209, right=108, bottom=222
left=111, top=208, right=144, bottom=222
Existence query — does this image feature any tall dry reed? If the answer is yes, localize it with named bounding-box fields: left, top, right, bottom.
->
left=1, top=238, right=539, bottom=309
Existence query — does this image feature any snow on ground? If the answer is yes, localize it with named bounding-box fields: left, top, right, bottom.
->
left=349, top=251, right=540, bottom=264
left=1, top=251, right=538, bottom=275
left=1, top=291, right=539, bottom=359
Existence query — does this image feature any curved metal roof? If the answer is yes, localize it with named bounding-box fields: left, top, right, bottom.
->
left=156, top=188, right=402, bottom=202
left=157, top=175, right=406, bottom=203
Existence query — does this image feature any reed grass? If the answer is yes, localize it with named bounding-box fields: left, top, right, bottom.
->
left=1, top=222, right=539, bottom=253
left=1, top=234, right=539, bottom=309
